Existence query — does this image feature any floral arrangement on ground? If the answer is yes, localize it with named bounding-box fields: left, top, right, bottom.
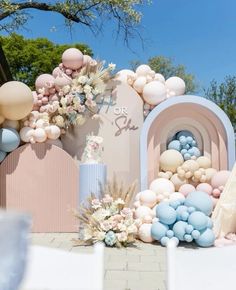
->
left=74, top=179, right=139, bottom=248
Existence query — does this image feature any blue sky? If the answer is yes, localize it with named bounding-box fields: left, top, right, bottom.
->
left=3, top=0, right=236, bottom=92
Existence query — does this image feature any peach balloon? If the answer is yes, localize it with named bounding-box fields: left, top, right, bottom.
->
left=196, top=183, right=213, bottom=195
left=83, top=55, right=92, bottom=66
left=165, top=76, right=186, bottom=96
left=54, top=73, right=72, bottom=90
left=134, top=201, right=141, bottom=208
left=133, top=76, right=147, bottom=94
left=20, top=127, right=34, bottom=143
left=52, top=67, right=62, bottom=78
left=179, top=184, right=195, bottom=197
left=135, top=206, right=153, bottom=220
left=160, top=149, right=184, bottom=173
left=142, top=81, right=167, bottom=105
left=211, top=170, right=231, bottom=189
left=196, top=156, right=211, bottom=169
left=35, top=74, right=55, bottom=95
left=149, top=178, right=175, bottom=196
left=136, top=64, right=152, bottom=76
left=205, top=168, right=217, bottom=182
left=134, top=192, right=141, bottom=201
left=169, top=192, right=185, bottom=201
left=170, top=174, right=187, bottom=191
left=138, top=224, right=154, bottom=243
left=62, top=48, right=84, bottom=70
left=45, top=125, right=61, bottom=140
left=115, top=69, right=136, bottom=83
left=33, top=128, right=47, bottom=143
left=139, top=190, right=157, bottom=208
left=0, top=81, right=33, bottom=120
left=154, top=73, right=165, bottom=83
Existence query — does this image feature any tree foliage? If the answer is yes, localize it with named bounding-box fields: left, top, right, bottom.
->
left=0, top=33, right=93, bottom=88
left=0, top=0, right=151, bottom=43
left=204, top=76, right=236, bottom=131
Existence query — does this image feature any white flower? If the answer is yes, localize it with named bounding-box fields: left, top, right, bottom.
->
left=116, top=232, right=128, bottom=242
left=117, top=223, right=126, bottom=232
left=108, top=63, right=116, bottom=70
left=62, top=85, right=71, bottom=94
left=114, top=198, right=125, bottom=205
left=127, top=224, right=138, bottom=234
left=91, top=199, right=102, bottom=210
left=83, top=84, right=92, bottom=94
left=78, top=76, right=88, bottom=84
left=92, top=208, right=110, bottom=222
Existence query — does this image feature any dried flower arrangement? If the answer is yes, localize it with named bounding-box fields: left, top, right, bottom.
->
left=74, top=178, right=138, bottom=248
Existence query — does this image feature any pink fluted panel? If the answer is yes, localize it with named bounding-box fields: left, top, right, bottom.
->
left=0, top=143, right=78, bottom=233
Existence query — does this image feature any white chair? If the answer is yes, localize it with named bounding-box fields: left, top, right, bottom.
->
left=21, top=243, right=104, bottom=290
left=167, top=240, right=236, bottom=290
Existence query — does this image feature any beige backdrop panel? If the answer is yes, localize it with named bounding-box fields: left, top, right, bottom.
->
left=0, top=143, right=78, bottom=233
left=62, top=83, right=144, bottom=190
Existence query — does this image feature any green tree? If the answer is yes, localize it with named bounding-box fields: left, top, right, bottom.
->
left=0, top=33, right=93, bottom=88
left=131, top=56, right=197, bottom=93
left=204, top=76, right=236, bottom=131
left=0, top=0, right=151, bottom=43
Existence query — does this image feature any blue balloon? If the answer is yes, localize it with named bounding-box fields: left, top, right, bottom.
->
left=176, top=205, right=188, bottom=220
left=151, top=222, right=169, bottom=241
left=0, top=128, right=20, bottom=153
left=181, top=149, right=187, bottom=155
left=0, top=150, right=7, bottom=163
left=179, top=136, right=187, bottom=146
left=176, top=130, right=194, bottom=139
left=183, top=144, right=190, bottom=150
left=185, top=224, right=194, bottom=234
left=195, top=228, right=215, bottom=247
left=191, top=229, right=200, bottom=239
left=168, top=140, right=181, bottom=152
left=184, top=153, right=191, bottom=160
left=187, top=206, right=196, bottom=214
left=186, top=136, right=193, bottom=144
left=180, top=211, right=189, bottom=221
left=157, top=205, right=177, bottom=225
left=173, top=221, right=188, bottom=241
left=185, top=191, right=213, bottom=216
left=166, top=230, right=174, bottom=238
left=188, top=147, right=201, bottom=158
left=169, top=200, right=181, bottom=209
left=188, top=211, right=208, bottom=230
left=184, top=234, right=193, bottom=243
left=160, top=236, right=169, bottom=246
left=206, top=217, right=213, bottom=229
left=191, top=140, right=197, bottom=146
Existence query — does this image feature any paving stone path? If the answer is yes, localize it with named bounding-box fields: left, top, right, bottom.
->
left=31, top=233, right=167, bottom=290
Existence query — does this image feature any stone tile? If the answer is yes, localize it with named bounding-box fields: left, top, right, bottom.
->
left=140, top=271, right=165, bottom=281
left=106, top=261, right=127, bottom=270
left=104, top=279, right=127, bottom=290
left=128, top=262, right=160, bottom=272
left=127, top=279, right=161, bottom=290
left=105, top=270, right=140, bottom=280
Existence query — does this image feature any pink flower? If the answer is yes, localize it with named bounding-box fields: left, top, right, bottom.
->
left=112, top=214, right=123, bottom=222
left=91, top=199, right=101, bottom=209
left=121, top=208, right=133, bottom=218
left=102, top=194, right=113, bottom=204
left=100, top=220, right=112, bottom=231
left=116, top=232, right=128, bottom=242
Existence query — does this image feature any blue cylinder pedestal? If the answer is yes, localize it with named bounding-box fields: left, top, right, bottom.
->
left=79, top=163, right=107, bottom=207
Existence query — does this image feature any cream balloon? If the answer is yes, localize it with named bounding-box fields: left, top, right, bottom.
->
left=142, top=81, right=167, bottom=105
left=20, top=127, right=34, bottom=143
left=149, top=178, right=175, bottom=196
left=115, top=69, right=136, bottom=83
left=33, top=128, right=47, bottom=143
left=154, top=73, right=165, bottom=83
left=132, top=76, right=147, bottom=94
left=165, top=76, right=186, bottom=96
left=139, top=190, right=157, bottom=208
left=138, top=224, right=154, bottom=243
left=160, top=149, right=184, bottom=173
left=0, top=81, right=33, bottom=120
left=45, top=125, right=61, bottom=140
left=136, top=64, right=152, bottom=76
left=2, top=119, right=20, bottom=130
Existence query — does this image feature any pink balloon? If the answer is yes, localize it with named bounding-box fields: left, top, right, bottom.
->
left=42, top=97, right=49, bottom=104
left=52, top=67, right=62, bottom=78
left=35, top=74, right=55, bottom=95
left=211, top=170, right=231, bottom=189
left=55, top=73, right=72, bottom=91
left=179, top=184, right=195, bottom=197
left=196, top=183, right=213, bottom=195
left=83, top=55, right=92, bottom=66
left=62, top=48, right=84, bottom=70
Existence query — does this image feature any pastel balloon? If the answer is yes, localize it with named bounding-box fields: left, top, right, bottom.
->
left=173, top=221, right=188, bottom=241
left=115, top=69, right=136, bottom=83
left=168, top=140, right=181, bottom=151
left=35, top=74, right=55, bottom=94
left=196, top=183, right=213, bottom=195
left=133, top=76, right=147, bottom=93
left=45, top=138, right=63, bottom=149
left=135, top=64, right=152, bottom=76
left=54, top=73, right=72, bottom=90
left=20, top=127, right=34, bottom=143
left=0, top=81, right=33, bottom=120
left=0, top=150, right=7, bottom=163
left=151, top=222, right=169, bottom=241
left=156, top=204, right=177, bottom=225
left=205, top=168, right=217, bottom=182
left=165, top=76, right=186, bottom=96
left=62, top=48, right=84, bottom=70
left=185, top=191, right=213, bottom=216
left=170, top=174, right=186, bottom=191
left=196, top=156, right=211, bottom=169
left=179, top=184, right=195, bottom=197
left=52, top=67, right=62, bottom=78
left=195, top=228, right=215, bottom=247
left=134, top=206, right=153, bottom=220
left=188, top=211, right=208, bottom=231
left=138, top=223, right=154, bottom=243
left=149, top=178, right=175, bottom=196
left=142, top=81, right=167, bottom=105
left=2, top=119, right=20, bottom=130
left=169, top=192, right=185, bottom=201
left=33, top=128, right=47, bottom=143
left=154, top=73, right=165, bottom=83
left=160, top=149, right=184, bottom=173
left=139, top=190, right=157, bottom=208
left=211, top=170, right=231, bottom=189
left=83, top=55, right=92, bottom=66
left=45, top=125, right=61, bottom=140
left=0, top=128, right=20, bottom=152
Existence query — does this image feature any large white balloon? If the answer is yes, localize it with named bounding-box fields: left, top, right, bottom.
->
left=142, top=81, right=167, bottom=105
left=133, top=76, right=147, bottom=94
left=136, top=65, right=152, bottom=76
left=165, top=76, right=186, bottom=96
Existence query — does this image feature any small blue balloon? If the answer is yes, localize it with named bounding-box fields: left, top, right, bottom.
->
left=176, top=205, right=188, bottom=220
left=186, top=136, right=193, bottom=143
left=0, top=128, right=20, bottom=153
left=192, top=140, right=197, bottom=146
left=161, top=236, right=169, bottom=246
left=188, top=211, right=208, bottom=231
left=184, top=153, right=191, bottom=160
left=191, top=229, right=200, bottom=239
left=166, top=230, right=174, bottom=238
left=207, top=217, right=213, bottom=229
left=187, top=207, right=196, bottom=214
left=185, top=191, right=213, bottom=216
left=157, top=205, right=177, bottom=225
left=0, top=150, right=7, bottom=163
left=173, top=221, right=188, bottom=241
left=176, top=130, right=194, bottom=139
left=184, top=234, right=193, bottom=243
left=168, top=140, right=181, bottom=152
left=195, top=228, right=215, bottom=247
left=151, top=222, right=169, bottom=241
left=169, top=200, right=180, bottom=209
left=185, top=224, right=194, bottom=234
left=188, top=147, right=201, bottom=158
left=180, top=211, right=189, bottom=221
left=181, top=149, right=187, bottom=155
left=179, top=136, right=187, bottom=146
left=183, top=144, right=190, bottom=150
